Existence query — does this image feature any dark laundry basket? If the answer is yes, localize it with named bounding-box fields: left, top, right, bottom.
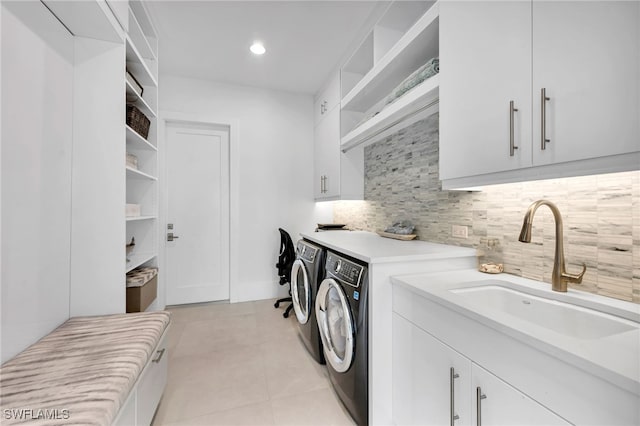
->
left=274, top=228, right=296, bottom=318
left=126, top=104, right=150, bottom=139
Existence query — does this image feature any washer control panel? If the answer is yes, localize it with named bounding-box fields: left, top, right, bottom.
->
left=297, top=241, right=318, bottom=263
left=326, top=252, right=364, bottom=288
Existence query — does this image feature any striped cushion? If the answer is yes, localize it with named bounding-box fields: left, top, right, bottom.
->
left=0, top=311, right=170, bottom=425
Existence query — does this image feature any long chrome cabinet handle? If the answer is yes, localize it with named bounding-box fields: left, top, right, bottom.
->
left=541, top=88, right=550, bottom=150
left=450, top=368, right=460, bottom=425
left=476, top=387, right=487, bottom=426
left=509, top=100, right=518, bottom=156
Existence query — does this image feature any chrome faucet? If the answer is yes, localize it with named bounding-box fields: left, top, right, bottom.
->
left=518, top=199, right=586, bottom=292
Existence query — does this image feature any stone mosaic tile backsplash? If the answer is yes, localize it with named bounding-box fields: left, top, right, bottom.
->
left=333, top=113, right=640, bottom=303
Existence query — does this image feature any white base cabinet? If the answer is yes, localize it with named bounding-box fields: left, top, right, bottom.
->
left=113, top=330, right=168, bottom=426
left=392, top=313, right=569, bottom=426
left=393, top=313, right=471, bottom=425
left=392, top=282, right=638, bottom=425
left=470, top=364, right=569, bottom=426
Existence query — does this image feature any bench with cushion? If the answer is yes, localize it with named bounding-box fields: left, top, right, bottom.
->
left=0, top=311, right=171, bottom=425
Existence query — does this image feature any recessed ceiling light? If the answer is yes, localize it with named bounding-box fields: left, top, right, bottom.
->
left=250, top=42, right=266, bottom=55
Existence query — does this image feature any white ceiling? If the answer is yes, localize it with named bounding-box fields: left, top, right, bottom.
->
left=147, top=1, right=382, bottom=95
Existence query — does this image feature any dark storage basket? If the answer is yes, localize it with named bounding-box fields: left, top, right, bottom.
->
left=126, top=104, right=150, bottom=139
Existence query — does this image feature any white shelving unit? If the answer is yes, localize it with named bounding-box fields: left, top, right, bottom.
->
left=126, top=125, right=157, bottom=151
left=125, top=1, right=159, bottom=287
left=126, top=166, right=158, bottom=181
left=342, top=75, right=440, bottom=152
left=126, top=253, right=157, bottom=273
left=126, top=216, right=157, bottom=222
left=126, top=80, right=156, bottom=118
left=340, top=1, right=440, bottom=151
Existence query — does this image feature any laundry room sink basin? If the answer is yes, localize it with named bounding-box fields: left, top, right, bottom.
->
left=449, top=281, right=639, bottom=340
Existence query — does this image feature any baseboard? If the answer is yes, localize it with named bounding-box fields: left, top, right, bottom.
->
left=231, top=280, right=290, bottom=303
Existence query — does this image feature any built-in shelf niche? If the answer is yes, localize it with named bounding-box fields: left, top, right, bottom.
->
left=340, top=1, right=440, bottom=150
left=126, top=178, right=157, bottom=216
left=374, top=1, right=433, bottom=62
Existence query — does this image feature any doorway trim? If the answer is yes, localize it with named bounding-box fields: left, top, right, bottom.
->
left=158, top=111, right=239, bottom=307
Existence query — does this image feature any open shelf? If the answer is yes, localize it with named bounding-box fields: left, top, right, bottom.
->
left=126, top=215, right=157, bottom=222
left=341, top=4, right=439, bottom=113
left=130, top=0, right=158, bottom=58
left=341, top=32, right=375, bottom=98
left=127, top=7, right=155, bottom=60
left=126, top=36, right=158, bottom=87
left=341, top=74, right=439, bottom=152
left=126, top=253, right=156, bottom=273
left=126, top=126, right=157, bottom=151
left=126, top=166, right=157, bottom=181
left=126, top=81, right=157, bottom=118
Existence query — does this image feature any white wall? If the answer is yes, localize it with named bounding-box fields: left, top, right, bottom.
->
left=1, top=2, right=74, bottom=362
left=160, top=75, right=328, bottom=303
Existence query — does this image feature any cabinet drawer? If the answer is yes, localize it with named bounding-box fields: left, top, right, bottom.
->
left=315, top=72, right=340, bottom=126
left=136, top=331, right=168, bottom=425
left=113, top=390, right=136, bottom=426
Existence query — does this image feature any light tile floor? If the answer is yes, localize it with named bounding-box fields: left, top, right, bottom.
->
left=151, top=299, right=355, bottom=426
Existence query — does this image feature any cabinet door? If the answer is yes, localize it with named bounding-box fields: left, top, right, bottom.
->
left=471, top=363, right=569, bottom=426
left=313, top=122, right=326, bottom=199
left=314, top=105, right=341, bottom=200
left=440, top=1, right=532, bottom=181
left=392, top=313, right=472, bottom=426
left=532, top=1, right=640, bottom=166
left=315, top=72, right=341, bottom=125
left=137, top=335, right=168, bottom=425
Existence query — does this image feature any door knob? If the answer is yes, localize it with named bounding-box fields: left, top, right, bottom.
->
left=167, top=232, right=180, bottom=242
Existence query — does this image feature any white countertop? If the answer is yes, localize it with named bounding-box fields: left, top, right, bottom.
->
left=391, top=269, right=640, bottom=395
left=300, top=230, right=475, bottom=264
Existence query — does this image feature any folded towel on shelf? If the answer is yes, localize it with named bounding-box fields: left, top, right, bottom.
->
left=384, top=57, right=439, bottom=106
left=350, top=57, right=440, bottom=132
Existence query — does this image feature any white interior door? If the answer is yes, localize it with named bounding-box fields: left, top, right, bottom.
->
left=165, top=122, right=230, bottom=305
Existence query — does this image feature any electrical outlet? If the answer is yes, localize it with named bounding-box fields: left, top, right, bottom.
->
left=452, top=225, right=468, bottom=239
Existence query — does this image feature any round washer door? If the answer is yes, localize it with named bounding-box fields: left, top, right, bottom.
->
left=291, top=259, right=311, bottom=324
left=315, top=278, right=354, bottom=373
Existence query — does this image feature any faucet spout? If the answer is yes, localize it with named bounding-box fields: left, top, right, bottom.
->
left=518, top=199, right=586, bottom=292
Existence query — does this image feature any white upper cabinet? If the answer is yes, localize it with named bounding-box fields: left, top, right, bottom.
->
left=531, top=1, right=640, bottom=166
left=440, top=1, right=640, bottom=188
left=42, top=0, right=123, bottom=42
left=106, top=0, right=129, bottom=32
left=313, top=71, right=364, bottom=201
left=315, top=72, right=340, bottom=126
left=314, top=102, right=341, bottom=199
left=439, top=1, right=532, bottom=180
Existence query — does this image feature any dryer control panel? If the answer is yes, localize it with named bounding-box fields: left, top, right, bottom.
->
left=297, top=241, right=318, bottom=263
left=326, top=252, right=365, bottom=288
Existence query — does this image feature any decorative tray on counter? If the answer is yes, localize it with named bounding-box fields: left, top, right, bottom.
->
left=317, top=223, right=347, bottom=230
left=376, top=231, right=417, bottom=241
